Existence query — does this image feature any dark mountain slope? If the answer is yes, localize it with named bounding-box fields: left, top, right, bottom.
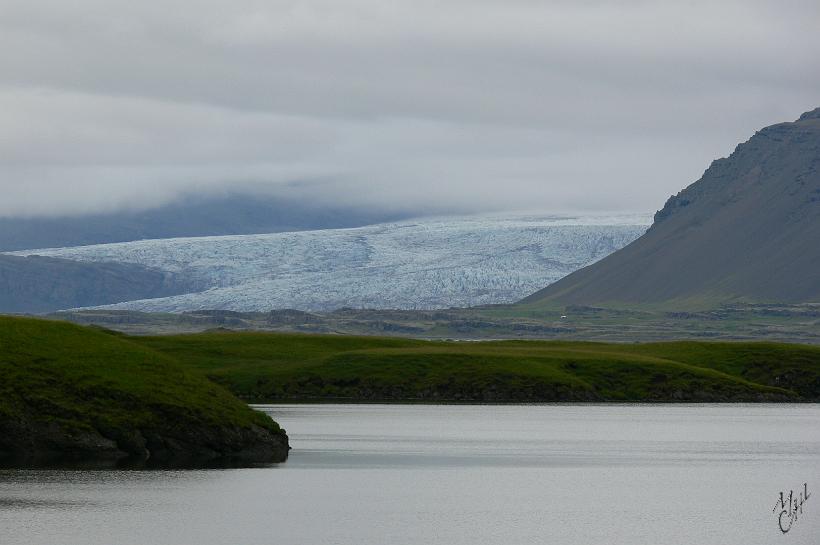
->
left=0, top=192, right=411, bottom=252
left=522, top=108, right=820, bottom=309
left=0, top=255, right=199, bottom=313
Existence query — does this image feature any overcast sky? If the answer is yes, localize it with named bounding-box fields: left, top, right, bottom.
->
left=1, top=0, right=818, bottom=218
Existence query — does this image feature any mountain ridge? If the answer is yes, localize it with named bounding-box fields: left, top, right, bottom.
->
left=0, top=254, right=200, bottom=313
left=522, top=108, right=820, bottom=309
left=0, top=192, right=413, bottom=252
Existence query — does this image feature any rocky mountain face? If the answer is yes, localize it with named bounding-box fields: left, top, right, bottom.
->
left=522, top=108, right=820, bottom=309
left=0, top=255, right=199, bottom=313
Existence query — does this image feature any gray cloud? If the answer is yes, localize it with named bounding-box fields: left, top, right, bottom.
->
left=0, top=0, right=818, bottom=218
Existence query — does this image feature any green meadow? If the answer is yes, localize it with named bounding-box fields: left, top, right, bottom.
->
left=135, top=331, right=820, bottom=402
left=4, top=316, right=819, bottom=422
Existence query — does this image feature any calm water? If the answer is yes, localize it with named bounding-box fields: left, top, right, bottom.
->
left=2, top=404, right=819, bottom=544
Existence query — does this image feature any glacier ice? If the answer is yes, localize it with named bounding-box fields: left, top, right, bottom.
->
left=11, top=214, right=650, bottom=312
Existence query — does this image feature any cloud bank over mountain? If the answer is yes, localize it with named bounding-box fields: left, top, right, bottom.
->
left=1, top=0, right=818, bottom=218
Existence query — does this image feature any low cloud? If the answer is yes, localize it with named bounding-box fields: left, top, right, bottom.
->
left=0, top=0, right=818, bottom=218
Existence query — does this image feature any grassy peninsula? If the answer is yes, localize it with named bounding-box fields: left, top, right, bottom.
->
left=135, top=331, right=820, bottom=402
left=0, top=317, right=288, bottom=467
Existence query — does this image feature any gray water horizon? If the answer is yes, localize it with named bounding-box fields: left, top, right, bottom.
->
left=1, top=403, right=818, bottom=544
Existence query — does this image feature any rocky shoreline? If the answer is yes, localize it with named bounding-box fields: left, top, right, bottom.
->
left=0, top=412, right=289, bottom=469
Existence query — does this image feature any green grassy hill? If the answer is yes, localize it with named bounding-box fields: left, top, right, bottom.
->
left=0, top=317, right=288, bottom=467
left=135, top=331, right=820, bottom=402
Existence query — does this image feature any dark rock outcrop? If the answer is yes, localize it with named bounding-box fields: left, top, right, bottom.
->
left=0, top=413, right=289, bottom=468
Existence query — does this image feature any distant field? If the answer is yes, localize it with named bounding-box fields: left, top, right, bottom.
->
left=53, top=302, right=820, bottom=344
left=135, top=331, right=820, bottom=402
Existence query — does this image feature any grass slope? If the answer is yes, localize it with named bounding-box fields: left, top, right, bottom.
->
left=0, top=317, right=286, bottom=465
left=135, top=332, right=820, bottom=402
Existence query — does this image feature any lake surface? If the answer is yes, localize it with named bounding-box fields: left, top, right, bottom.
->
left=2, top=404, right=819, bottom=544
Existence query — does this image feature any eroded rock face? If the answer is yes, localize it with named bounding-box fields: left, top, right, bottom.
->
left=0, top=413, right=289, bottom=468
left=798, top=107, right=820, bottom=121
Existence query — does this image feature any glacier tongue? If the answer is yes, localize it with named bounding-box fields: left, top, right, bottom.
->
left=12, top=214, right=650, bottom=312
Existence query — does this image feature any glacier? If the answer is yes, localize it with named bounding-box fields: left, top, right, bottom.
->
left=11, top=214, right=651, bottom=312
